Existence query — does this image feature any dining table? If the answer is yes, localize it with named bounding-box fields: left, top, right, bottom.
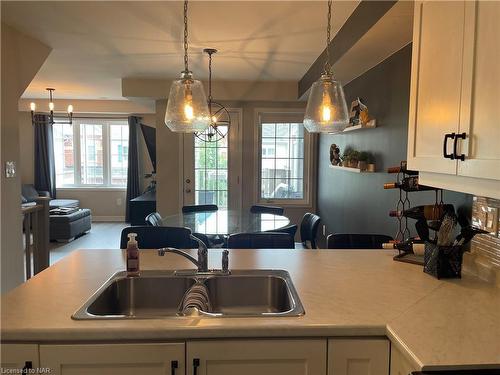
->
left=161, top=208, right=290, bottom=236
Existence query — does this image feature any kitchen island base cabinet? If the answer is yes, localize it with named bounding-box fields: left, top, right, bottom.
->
left=1, top=344, right=40, bottom=370
left=328, top=338, right=389, bottom=375
left=39, top=343, right=185, bottom=375
left=186, top=339, right=327, bottom=375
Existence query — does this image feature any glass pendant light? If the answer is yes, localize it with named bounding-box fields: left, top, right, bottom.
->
left=304, top=0, right=349, bottom=134
left=165, top=0, right=210, bottom=133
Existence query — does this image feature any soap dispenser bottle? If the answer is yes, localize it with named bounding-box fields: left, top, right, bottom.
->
left=126, top=232, right=140, bottom=276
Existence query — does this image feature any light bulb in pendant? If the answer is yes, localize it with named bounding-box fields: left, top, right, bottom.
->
left=49, top=102, right=55, bottom=111
left=30, top=102, right=36, bottom=111
left=211, top=115, right=218, bottom=124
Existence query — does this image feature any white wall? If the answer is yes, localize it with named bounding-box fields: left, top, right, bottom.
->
left=1, top=23, right=51, bottom=294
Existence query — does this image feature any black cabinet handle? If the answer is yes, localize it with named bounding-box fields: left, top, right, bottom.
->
left=171, top=360, right=178, bottom=375
left=453, top=132, right=466, bottom=161
left=193, top=358, right=200, bottom=375
left=443, top=133, right=456, bottom=159
left=22, top=361, right=32, bottom=374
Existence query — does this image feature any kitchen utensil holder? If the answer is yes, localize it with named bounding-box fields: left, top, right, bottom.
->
left=424, top=242, right=463, bottom=279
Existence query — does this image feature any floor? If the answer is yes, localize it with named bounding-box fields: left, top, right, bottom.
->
left=49, top=222, right=128, bottom=265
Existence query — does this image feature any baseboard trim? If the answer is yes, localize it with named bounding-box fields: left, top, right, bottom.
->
left=92, top=216, right=125, bottom=222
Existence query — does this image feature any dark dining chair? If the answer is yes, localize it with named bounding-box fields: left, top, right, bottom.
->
left=275, top=224, right=298, bottom=239
left=299, top=213, right=321, bottom=249
left=182, top=204, right=218, bottom=213
left=145, top=212, right=162, bottom=226
left=326, top=234, right=394, bottom=249
left=250, top=205, right=284, bottom=216
left=120, top=226, right=208, bottom=249
left=227, top=232, right=294, bottom=249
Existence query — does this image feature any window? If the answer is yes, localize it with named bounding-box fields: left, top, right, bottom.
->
left=258, top=112, right=311, bottom=204
left=194, top=126, right=228, bottom=208
left=53, top=118, right=129, bottom=188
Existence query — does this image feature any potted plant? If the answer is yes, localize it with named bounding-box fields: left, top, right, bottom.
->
left=358, top=151, right=369, bottom=171
left=350, top=150, right=360, bottom=168
left=366, top=152, right=376, bottom=172
left=341, top=147, right=353, bottom=167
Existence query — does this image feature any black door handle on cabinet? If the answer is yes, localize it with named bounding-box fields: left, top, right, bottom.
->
left=443, top=133, right=456, bottom=159
left=193, top=358, right=200, bottom=375
left=22, top=361, right=32, bottom=374
left=453, top=132, right=466, bottom=161
left=171, top=360, right=178, bottom=375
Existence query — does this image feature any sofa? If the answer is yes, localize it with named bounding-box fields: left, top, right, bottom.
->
left=21, top=184, right=79, bottom=208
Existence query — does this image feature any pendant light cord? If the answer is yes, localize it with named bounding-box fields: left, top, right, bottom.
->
left=183, top=0, right=189, bottom=73
left=208, top=52, right=213, bottom=105
left=324, top=0, right=333, bottom=75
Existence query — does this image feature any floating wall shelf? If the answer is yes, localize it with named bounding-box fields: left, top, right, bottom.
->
left=329, top=165, right=375, bottom=173
left=329, top=123, right=377, bottom=135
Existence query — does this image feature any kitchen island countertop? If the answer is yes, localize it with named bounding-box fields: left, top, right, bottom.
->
left=1, top=248, right=499, bottom=371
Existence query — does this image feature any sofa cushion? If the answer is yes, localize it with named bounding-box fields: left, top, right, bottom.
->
left=49, top=199, right=79, bottom=208
left=21, top=184, right=40, bottom=202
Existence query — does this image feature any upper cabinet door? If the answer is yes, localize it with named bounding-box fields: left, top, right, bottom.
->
left=186, top=339, right=327, bottom=375
left=407, top=1, right=465, bottom=175
left=457, top=1, right=500, bottom=180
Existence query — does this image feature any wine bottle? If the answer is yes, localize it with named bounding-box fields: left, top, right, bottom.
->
left=382, top=240, right=426, bottom=255
left=386, top=161, right=418, bottom=175
left=383, top=176, right=435, bottom=192
left=389, top=204, right=454, bottom=221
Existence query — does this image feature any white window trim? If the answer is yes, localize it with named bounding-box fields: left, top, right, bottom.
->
left=54, top=118, right=129, bottom=189
left=253, top=108, right=313, bottom=207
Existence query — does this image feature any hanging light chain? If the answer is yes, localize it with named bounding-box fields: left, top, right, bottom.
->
left=208, top=52, right=213, bottom=105
left=324, top=0, right=333, bottom=75
left=183, top=0, right=189, bottom=73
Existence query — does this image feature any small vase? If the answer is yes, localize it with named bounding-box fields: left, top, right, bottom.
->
left=367, top=163, right=375, bottom=172
left=358, top=161, right=367, bottom=171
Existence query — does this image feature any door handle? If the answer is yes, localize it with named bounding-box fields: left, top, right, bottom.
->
left=193, top=358, right=200, bottom=375
left=443, top=133, right=455, bottom=159
left=185, top=188, right=192, bottom=193
left=171, top=360, right=178, bottom=375
left=22, top=361, right=32, bottom=374
left=453, top=132, right=466, bottom=161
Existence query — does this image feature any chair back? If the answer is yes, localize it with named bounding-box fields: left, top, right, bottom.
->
left=120, top=226, right=197, bottom=249
left=300, top=213, right=321, bottom=249
left=274, top=224, right=298, bottom=239
left=182, top=204, right=218, bottom=213
left=227, top=232, right=294, bottom=249
left=326, top=234, right=394, bottom=249
left=145, top=212, right=162, bottom=226
left=250, top=205, right=284, bottom=215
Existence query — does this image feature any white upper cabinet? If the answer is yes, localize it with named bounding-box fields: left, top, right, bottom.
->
left=408, top=1, right=500, bottom=197
left=408, top=0, right=466, bottom=175
left=457, top=1, right=500, bottom=180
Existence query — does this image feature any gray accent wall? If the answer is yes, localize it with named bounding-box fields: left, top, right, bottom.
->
left=317, top=44, right=471, bottom=243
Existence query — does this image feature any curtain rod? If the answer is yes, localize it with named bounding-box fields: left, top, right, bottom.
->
left=54, top=115, right=136, bottom=120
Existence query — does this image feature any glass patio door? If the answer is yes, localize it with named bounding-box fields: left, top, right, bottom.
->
left=182, top=109, right=241, bottom=210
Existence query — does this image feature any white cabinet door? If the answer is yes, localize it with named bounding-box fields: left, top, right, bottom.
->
left=457, top=1, right=500, bottom=180
left=328, top=338, right=389, bottom=375
left=1, top=344, right=40, bottom=370
left=186, top=339, right=327, bottom=375
left=407, top=1, right=465, bottom=175
left=390, top=345, right=418, bottom=375
left=40, top=343, right=185, bottom=375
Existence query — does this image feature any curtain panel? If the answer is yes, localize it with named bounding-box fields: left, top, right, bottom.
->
left=34, top=114, right=57, bottom=198
left=125, top=116, right=141, bottom=222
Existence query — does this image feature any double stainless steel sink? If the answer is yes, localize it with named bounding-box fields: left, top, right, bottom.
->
left=72, top=270, right=305, bottom=319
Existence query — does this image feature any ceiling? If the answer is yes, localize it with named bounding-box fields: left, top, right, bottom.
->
left=2, top=1, right=360, bottom=100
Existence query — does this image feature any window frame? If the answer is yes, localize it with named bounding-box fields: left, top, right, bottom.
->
left=53, top=117, right=129, bottom=190
left=254, top=109, right=313, bottom=207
